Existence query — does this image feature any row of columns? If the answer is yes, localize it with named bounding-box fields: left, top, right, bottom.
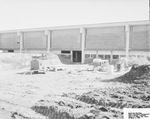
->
left=17, top=25, right=130, bottom=64
left=17, top=30, right=52, bottom=54
left=17, top=29, right=86, bottom=63
left=80, top=25, right=131, bottom=63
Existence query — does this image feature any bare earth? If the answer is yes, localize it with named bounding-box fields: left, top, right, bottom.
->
left=0, top=53, right=149, bottom=119
left=0, top=65, right=131, bottom=119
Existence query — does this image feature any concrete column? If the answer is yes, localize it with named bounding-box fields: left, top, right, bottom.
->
left=45, top=30, right=51, bottom=54
left=17, top=32, right=23, bottom=53
left=125, top=25, right=130, bottom=60
left=110, top=50, right=113, bottom=63
left=70, top=50, right=73, bottom=62
left=80, top=27, right=86, bottom=64
left=96, top=50, right=98, bottom=58
left=148, top=23, right=150, bottom=56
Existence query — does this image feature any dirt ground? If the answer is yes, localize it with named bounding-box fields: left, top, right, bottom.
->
left=0, top=65, right=123, bottom=118
left=0, top=54, right=149, bottom=119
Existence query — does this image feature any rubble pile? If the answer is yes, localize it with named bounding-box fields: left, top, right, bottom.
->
left=115, top=65, right=150, bottom=83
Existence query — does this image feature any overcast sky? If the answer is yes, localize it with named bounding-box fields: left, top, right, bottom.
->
left=0, top=0, right=149, bottom=31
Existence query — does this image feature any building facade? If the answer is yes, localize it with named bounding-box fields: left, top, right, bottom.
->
left=0, top=20, right=149, bottom=63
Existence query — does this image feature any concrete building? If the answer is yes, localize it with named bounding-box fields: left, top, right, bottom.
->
left=0, top=20, right=149, bottom=63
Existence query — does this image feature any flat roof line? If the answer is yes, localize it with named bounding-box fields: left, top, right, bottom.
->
left=0, top=20, right=149, bottom=33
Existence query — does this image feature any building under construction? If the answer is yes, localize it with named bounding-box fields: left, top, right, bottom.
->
left=0, top=20, right=149, bottom=63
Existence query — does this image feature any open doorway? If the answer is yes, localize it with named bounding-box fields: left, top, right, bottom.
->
left=72, top=51, right=82, bottom=62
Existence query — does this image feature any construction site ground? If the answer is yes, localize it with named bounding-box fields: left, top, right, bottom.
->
left=0, top=53, right=150, bottom=119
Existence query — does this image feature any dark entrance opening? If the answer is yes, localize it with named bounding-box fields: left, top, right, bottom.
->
left=8, top=50, right=14, bottom=52
left=72, top=51, right=82, bottom=62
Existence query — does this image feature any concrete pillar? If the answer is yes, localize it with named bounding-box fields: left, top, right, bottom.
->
left=118, top=54, right=121, bottom=59
left=96, top=50, right=98, bottom=58
left=45, top=30, right=51, bottom=54
left=110, top=50, right=113, bottom=63
left=125, top=25, right=130, bottom=60
left=80, top=27, right=86, bottom=64
left=110, top=51, right=113, bottom=59
left=148, top=23, right=150, bottom=57
left=70, top=50, right=73, bottom=62
left=17, top=32, right=23, bottom=53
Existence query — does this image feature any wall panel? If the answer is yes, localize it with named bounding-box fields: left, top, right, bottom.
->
left=23, top=31, right=47, bottom=50
left=130, top=25, right=149, bottom=50
left=0, top=32, right=19, bottom=49
left=86, top=26, right=125, bottom=50
left=51, top=29, right=80, bottom=49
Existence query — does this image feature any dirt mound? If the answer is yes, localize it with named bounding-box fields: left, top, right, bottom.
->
left=64, top=88, right=149, bottom=110
left=128, top=57, right=150, bottom=66
left=115, top=65, right=150, bottom=83
left=57, top=54, right=72, bottom=64
left=31, top=97, right=97, bottom=119
left=0, top=53, right=32, bottom=70
left=47, top=54, right=63, bottom=65
left=0, top=53, right=63, bottom=70
left=63, top=84, right=150, bottom=118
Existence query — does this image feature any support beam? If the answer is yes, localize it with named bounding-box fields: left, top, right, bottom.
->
left=45, top=30, right=51, bottom=54
left=80, top=27, right=86, bottom=64
left=125, top=25, right=130, bottom=60
left=17, top=32, right=23, bottom=53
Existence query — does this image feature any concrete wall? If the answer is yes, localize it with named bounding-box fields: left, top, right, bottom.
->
left=0, top=32, right=19, bottom=49
left=51, top=29, right=80, bottom=50
left=130, top=25, right=149, bottom=50
left=23, top=31, right=47, bottom=50
left=85, top=26, right=125, bottom=50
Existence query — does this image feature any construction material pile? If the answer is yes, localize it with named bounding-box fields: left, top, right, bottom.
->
left=115, top=65, right=150, bottom=83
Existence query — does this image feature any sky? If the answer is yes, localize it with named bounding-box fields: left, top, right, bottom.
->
left=0, top=0, right=149, bottom=31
